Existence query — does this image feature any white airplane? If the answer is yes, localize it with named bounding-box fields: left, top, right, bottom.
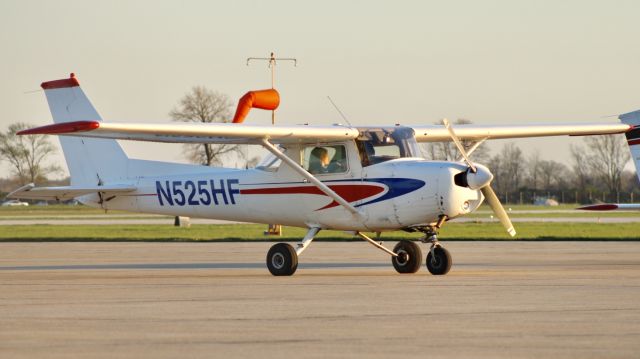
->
left=579, top=111, right=640, bottom=211
left=8, top=73, right=636, bottom=276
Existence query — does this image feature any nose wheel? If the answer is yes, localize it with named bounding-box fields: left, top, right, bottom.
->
left=426, top=245, right=452, bottom=275
left=421, top=229, right=452, bottom=275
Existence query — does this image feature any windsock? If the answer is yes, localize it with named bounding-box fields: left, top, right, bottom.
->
left=232, top=89, right=280, bottom=123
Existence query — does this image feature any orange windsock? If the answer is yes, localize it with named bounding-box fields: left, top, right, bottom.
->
left=232, top=89, right=280, bottom=123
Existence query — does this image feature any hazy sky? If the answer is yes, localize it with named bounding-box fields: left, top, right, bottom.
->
left=1, top=0, right=639, bottom=177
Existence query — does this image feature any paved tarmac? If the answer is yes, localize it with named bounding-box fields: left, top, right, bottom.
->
left=2, top=216, right=640, bottom=225
left=1, top=241, right=639, bottom=359
left=0, top=218, right=244, bottom=225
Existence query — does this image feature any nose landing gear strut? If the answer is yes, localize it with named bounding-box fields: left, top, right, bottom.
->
left=419, top=215, right=452, bottom=275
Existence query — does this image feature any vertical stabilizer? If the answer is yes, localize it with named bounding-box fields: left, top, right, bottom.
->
left=41, top=74, right=129, bottom=186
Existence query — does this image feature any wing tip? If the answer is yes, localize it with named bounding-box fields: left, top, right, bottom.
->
left=6, top=183, right=35, bottom=199
left=17, top=121, right=100, bottom=135
left=577, top=204, right=618, bottom=211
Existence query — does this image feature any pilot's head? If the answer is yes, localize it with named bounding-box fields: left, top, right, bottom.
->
left=311, top=147, right=329, bottom=167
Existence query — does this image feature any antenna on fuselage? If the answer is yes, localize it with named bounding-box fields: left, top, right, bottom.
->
left=327, top=96, right=353, bottom=127
left=246, top=52, right=297, bottom=125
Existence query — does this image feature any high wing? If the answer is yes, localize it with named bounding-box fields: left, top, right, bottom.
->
left=18, top=121, right=360, bottom=144
left=412, top=122, right=630, bottom=142
left=7, top=183, right=137, bottom=201
left=18, top=120, right=630, bottom=144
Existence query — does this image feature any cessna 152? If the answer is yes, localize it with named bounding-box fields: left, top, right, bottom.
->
left=8, top=74, right=637, bottom=276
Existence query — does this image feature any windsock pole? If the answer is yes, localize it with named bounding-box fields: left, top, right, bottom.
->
left=246, top=52, right=296, bottom=125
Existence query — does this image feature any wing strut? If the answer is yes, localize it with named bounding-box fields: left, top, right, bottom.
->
left=259, top=138, right=362, bottom=217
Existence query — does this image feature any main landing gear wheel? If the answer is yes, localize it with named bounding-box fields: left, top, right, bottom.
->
left=266, top=243, right=298, bottom=276
left=426, top=246, right=452, bottom=275
left=391, top=240, right=422, bottom=274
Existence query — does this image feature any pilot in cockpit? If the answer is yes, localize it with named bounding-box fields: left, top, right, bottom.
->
left=308, top=146, right=347, bottom=174
left=309, top=147, right=330, bottom=174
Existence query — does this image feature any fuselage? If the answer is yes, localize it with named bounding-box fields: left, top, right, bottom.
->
left=80, top=157, right=484, bottom=232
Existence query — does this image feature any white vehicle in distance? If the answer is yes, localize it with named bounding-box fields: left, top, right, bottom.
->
left=1, top=199, right=29, bottom=207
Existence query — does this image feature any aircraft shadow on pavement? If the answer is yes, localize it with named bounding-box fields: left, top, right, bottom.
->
left=0, top=262, right=390, bottom=271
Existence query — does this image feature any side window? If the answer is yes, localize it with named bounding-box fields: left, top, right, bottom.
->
left=303, top=145, right=348, bottom=174
left=255, top=146, right=286, bottom=171
left=255, top=153, right=282, bottom=171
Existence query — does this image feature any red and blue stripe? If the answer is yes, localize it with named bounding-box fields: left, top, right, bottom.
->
left=239, top=178, right=425, bottom=211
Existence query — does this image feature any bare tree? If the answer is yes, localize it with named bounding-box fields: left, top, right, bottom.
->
left=170, top=86, right=243, bottom=166
left=0, top=122, right=60, bottom=184
left=422, top=119, right=490, bottom=163
left=581, top=135, right=630, bottom=194
left=526, top=150, right=542, bottom=190
left=538, top=160, right=567, bottom=190
left=488, top=142, right=524, bottom=195
left=569, top=144, right=594, bottom=195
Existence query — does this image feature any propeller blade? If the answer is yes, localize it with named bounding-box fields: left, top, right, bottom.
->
left=480, top=185, right=516, bottom=237
left=442, top=118, right=476, bottom=172
left=442, top=119, right=513, bottom=236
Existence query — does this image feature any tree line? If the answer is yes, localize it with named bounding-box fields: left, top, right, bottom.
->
left=1, top=88, right=638, bottom=204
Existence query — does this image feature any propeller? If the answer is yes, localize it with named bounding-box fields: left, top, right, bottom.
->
left=442, top=119, right=516, bottom=237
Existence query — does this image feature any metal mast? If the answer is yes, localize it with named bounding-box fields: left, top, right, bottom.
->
left=246, top=52, right=297, bottom=124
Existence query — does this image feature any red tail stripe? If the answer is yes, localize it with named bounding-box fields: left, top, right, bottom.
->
left=41, top=73, right=80, bottom=89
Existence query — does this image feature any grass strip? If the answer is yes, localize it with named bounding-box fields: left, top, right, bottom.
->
left=0, top=223, right=637, bottom=242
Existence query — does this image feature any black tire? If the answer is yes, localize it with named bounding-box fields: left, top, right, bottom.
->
left=391, top=240, right=422, bottom=274
left=426, top=246, right=452, bottom=275
left=266, top=243, right=298, bottom=276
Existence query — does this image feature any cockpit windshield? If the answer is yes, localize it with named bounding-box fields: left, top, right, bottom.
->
left=356, top=127, right=420, bottom=167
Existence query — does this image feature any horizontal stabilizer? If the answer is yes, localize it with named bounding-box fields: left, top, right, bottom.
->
left=577, top=203, right=640, bottom=211
left=7, top=183, right=137, bottom=201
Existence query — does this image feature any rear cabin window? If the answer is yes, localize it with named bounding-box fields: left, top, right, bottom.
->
left=303, top=145, right=348, bottom=174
